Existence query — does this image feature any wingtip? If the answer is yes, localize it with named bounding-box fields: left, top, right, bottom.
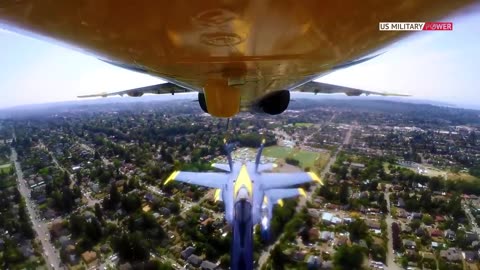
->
left=164, top=171, right=179, bottom=185
left=297, top=188, right=307, bottom=198
left=308, top=172, right=322, bottom=184
left=277, top=199, right=284, bottom=207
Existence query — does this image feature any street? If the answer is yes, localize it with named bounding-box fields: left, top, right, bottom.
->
left=463, top=201, right=480, bottom=235
left=10, top=147, right=62, bottom=270
left=384, top=191, right=401, bottom=270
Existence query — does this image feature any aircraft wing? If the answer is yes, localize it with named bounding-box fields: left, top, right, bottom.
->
left=211, top=163, right=231, bottom=172
left=293, top=81, right=410, bottom=97
left=78, top=83, right=194, bottom=98
left=164, top=171, right=228, bottom=189
left=265, top=188, right=306, bottom=205
left=259, top=172, right=322, bottom=190
left=257, top=163, right=277, bottom=172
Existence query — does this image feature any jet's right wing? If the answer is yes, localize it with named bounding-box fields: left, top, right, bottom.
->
left=265, top=188, right=306, bottom=205
left=259, top=172, right=322, bottom=190
left=164, top=171, right=228, bottom=189
left=78, top=83, right=194, bottom=98
left=257, top=163, right=277, bottom=172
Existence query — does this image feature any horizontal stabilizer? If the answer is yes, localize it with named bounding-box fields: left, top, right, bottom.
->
left=78, top=83, right=193, bottom=98
left=294, top=81, right=410, bottom=97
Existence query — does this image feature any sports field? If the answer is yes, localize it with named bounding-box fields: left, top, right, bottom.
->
left=263, top=146, right=330, bottom=170
left=294, top=122, right=314, bottom=128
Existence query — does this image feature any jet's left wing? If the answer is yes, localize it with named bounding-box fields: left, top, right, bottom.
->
left=78, top=83, right=194, bottom=98
left=211, top=163, right=231, bottom=172
left=164, top=171, right=228, bottom=189
left=293, top=81, right=410, bottom=97
left=259, top=172, right=322, bottom=190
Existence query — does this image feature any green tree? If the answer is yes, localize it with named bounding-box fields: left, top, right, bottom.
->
left=333, top=245, right=365, bottom=270
left=348, top=219, right=369, bottom=242
left=339, top=182, right=350, bottom=204
left=94, top=203, right=104, bottom=223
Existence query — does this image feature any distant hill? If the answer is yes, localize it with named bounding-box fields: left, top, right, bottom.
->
left=0, top=93, right=478, bottom=120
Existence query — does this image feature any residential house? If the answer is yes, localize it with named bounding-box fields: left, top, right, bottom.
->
left=430, top=229, right=443, bottom=238
left=410, top=212, right=422, bottom=220
left=421, top=252, right=435, bottom=260
left=292, top=251, right=307, bottom=262
left=308, top=209, right=320, bottom=219
left=19, top=242, right=34, bottom=258
left=308, top=228, right=320, bottom=240
left=463, top=251, right=478, bottom=262
left=366, top=220, right=381, bottom=230
left=119, top=263, right=133, bottom=270
left=200, top=260, right=218, bottom=270
left=335, top=236, right=349, bottom=246
left=403, top=239, right=417, bottom=250
left=350, top=163, right=365, bottom=170
left=307, top=256, right=322, bottom=270
left=396, top=208, right=408, bottom=218
left=465, top=232, right=478, bottom=244
left=415, top=228, right=426, bottom=237
left=397, top=198, right=406, bottom=208
left=181, top=247, right=195, bottom=260
left=81, top=251, right=98, bottom=267
left=320, top=231, right=334, bottom=241
left=440, top=248, right=462, bottom=262
left=435, top=215, right=446, bottom=223
left=431, top=242, right=443, bottom=249
left=187, top=254, right=203, bottom=267
left=445, top=229, right=456, bottom=241
left=320, top=260, right=333, bottom=270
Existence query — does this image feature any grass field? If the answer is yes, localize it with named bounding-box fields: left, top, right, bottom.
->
left=446, top=172, right=479, bottom=182
left=263, top=146, right=330, bottom=170
left=0, top=163, right=12, bottom=173
left=263, top=146, right=292, bottom=159
left=385, top=162, right=479, bottom=182
left=294, top=122, right=314, bottom=127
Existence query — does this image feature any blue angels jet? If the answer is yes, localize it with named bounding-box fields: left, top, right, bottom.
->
left=164, top=140, right=322, bottom=270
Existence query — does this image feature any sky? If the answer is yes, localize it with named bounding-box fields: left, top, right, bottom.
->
left=0, top=6, right=479, bottom=109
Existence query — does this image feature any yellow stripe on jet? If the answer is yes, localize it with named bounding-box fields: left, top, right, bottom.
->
left=277, top=199, right=284, bottom=207
left=308, top=172, right=322, bottom=184
left=298, top=188, right=307, bottom=197
left=164, top=171, right=179, bottom=185
left=214, top=189, right=222, bottom=202
left=234, top=165, right=253, bottom=196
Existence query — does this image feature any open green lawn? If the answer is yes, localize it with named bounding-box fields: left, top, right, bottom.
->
left=0, top=163, right=12, bottom=173
left=263, top=146, right=292, bottom=159
left=294, top=122, right=314, bottom=127
left=263, top=146, right=330, bottom=170
left=446, top=172, right=479, bottom=182
left=385, top=162, right=479, bottom=182
left=291, top=151, right=321, bottom=168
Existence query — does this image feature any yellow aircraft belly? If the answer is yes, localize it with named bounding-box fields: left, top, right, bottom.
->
left=0, top=1, right=474, bottom=106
